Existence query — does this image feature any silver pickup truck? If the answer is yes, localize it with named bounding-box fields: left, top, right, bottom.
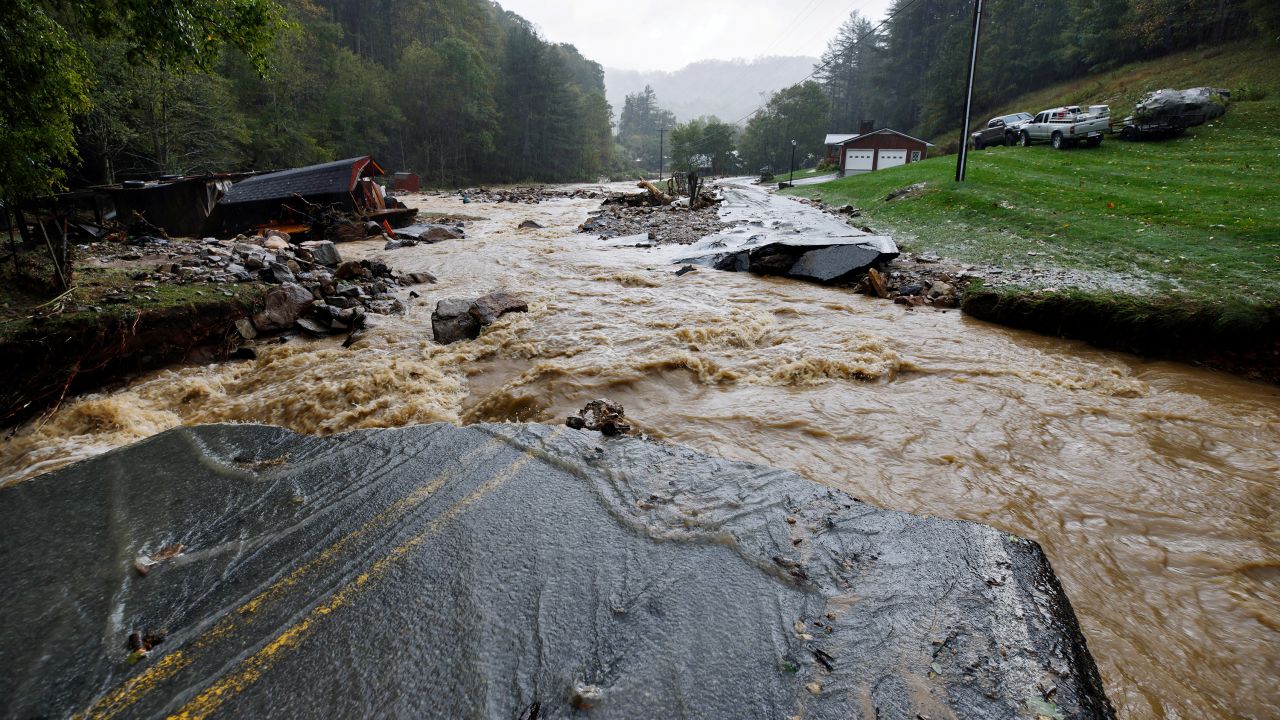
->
left=1019, top=105, right=1111, bottom=149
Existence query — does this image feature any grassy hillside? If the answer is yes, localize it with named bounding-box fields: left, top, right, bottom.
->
left=926, top=41, right=1280, bottom=150
left=783, top=41, right=1280, bottom=375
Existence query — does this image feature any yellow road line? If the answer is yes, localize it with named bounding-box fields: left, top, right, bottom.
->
left=78, top=435, right=506, bottom=720
left=167, top=446, right=545, bottom=720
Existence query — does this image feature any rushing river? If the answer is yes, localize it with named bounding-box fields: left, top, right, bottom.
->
left=2, top=182, right=1278, bottom=718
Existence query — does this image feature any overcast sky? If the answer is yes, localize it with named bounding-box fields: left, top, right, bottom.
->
left=495, top=0, right=896, bottom=72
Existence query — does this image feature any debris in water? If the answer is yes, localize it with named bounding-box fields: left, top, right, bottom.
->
left=566, top=399, right=632, bottom=436
left=867, top=267, right=890, bottom=298
left=813, top=648, right=835, bottom=672
left=518, top=220, right=543, bottom=229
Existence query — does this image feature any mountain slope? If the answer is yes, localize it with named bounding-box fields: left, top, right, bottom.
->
left=606, top=56, right=817, bottom=123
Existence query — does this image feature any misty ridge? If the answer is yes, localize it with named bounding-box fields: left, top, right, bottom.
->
left=606, top=56, right=817, bottom=123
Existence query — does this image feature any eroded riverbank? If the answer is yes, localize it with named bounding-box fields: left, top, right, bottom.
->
left=2, top=183, right=1278, bottom=718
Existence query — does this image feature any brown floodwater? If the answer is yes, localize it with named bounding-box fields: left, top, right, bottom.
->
left=2, top=183, right=1278, bottom=718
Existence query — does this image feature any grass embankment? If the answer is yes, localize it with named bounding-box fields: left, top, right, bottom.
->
left=785, top=41, right=1280, bottom=379
left=1, top=264, right=265, bottom=426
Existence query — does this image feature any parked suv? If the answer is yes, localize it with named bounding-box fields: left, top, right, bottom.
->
left=1020, top=105, right=1110, bottom=149
left=971, top=112, right=1032, bottom=149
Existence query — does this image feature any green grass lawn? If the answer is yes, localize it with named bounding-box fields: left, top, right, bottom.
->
left=784, top=76, right=1280, bottom=307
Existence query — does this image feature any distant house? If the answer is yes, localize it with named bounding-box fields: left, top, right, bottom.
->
left=835, top=128, right=933, bottom=175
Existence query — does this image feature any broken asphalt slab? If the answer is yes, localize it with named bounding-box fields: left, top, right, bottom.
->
left=676, top=182, right=899, bottom=284
left=0, top=423, right=1113, bottom=719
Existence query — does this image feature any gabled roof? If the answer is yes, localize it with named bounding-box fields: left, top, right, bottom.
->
left=221, top=156, right=384, bottom=205
left=824, top=133, right=858, bottom=145
left=836, top=128, right=936, bottom=147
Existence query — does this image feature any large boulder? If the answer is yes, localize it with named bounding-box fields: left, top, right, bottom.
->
left=0, top=424, right=1114, bottom=719
left=432, top=297, right=482, bottom=344
left=251, top=282, right=314, bottom=332
left=299, top=240, right=342, bottom=267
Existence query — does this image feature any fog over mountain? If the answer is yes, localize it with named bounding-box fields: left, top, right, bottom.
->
left=605, top=56, right=817, bottom=125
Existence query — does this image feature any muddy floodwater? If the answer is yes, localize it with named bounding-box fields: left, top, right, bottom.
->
left=3, top=182, right=1278, bottom=718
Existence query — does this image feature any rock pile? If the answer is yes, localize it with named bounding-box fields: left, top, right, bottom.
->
left=83, top=232, right=434, bottom=338
left=431, top=290, right=529, bottom=344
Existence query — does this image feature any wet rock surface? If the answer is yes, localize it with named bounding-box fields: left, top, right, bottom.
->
left=432, top=291, right=529, bottom=344
left=0, top=423, right=1114, bottom=719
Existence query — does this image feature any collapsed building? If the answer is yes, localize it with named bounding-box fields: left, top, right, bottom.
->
left=216, top=156, right=416, bottom=236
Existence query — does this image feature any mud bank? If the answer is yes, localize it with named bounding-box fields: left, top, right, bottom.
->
left=961, top=287, right=1280, bottom=384
left=0, top=288, right=264, bottom=427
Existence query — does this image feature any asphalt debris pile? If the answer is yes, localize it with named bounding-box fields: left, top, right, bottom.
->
left=580, top=203, right=730, bottom=246
left=431, top=290, right=529, bottom=345
left=565, top=399, right=632, bottom=436
left=460, top=187, right=604, bottom=204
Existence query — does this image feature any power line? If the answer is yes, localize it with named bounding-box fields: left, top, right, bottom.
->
left=732, top=0, right=921, bottom=124
left=757, top=0, right=825, bottom=59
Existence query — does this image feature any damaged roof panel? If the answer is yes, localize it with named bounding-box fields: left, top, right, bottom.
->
left=221, top=156, right=386, bottom=205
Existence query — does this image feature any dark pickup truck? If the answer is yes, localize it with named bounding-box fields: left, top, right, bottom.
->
left=971, top=112, right=1032, bottom=149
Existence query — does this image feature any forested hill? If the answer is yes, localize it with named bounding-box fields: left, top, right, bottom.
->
left=606, top=57, right=817, bottom=124
left=70, top=0, right=614, bottom=187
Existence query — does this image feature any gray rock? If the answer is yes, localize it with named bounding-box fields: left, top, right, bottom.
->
left=0, top=423, right=1115, bottom=719
left=235, top=318, right=257, bottom=340
left=403, top=272, right=437, bottom=285
left=432, top=298, right=481, bottom=344
left=469, top=290, right=528, bottom=325
left=300, top=241, right=342, bottom=267
left=295, top=317, right=331, bottom=335
left=267, top=262, right=296, bottom=284
left=384, top=238, right=417, bottom=251
left=395, top=223, right=465, bottom=243
left=252, top=282, right=313, bottom=332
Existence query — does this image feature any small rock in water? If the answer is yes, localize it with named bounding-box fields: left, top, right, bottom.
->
left=385, top=238, right=418, bottom=251
left=566, top=399, right=632, bottom=436
left=518, top=220, right=543, bottom=229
